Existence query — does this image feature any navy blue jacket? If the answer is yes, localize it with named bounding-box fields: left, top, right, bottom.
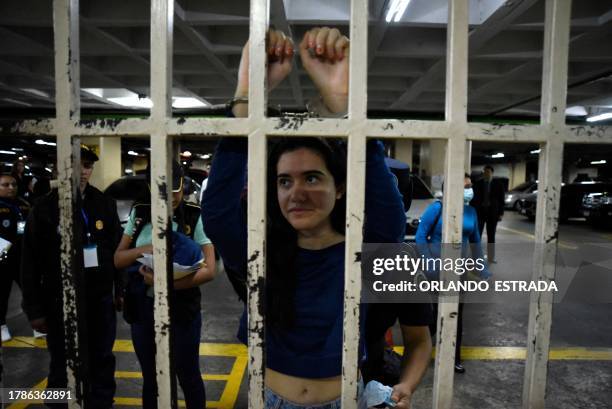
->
left=202, top=138, right=405, bottom=378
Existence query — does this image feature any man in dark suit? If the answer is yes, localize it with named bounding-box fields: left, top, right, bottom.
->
left=470, top=165, right=505, bottom=263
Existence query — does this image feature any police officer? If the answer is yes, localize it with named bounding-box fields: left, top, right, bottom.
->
left=0, top=173, right=30, bottom=342
left=20, top=145, right=122, bottom=409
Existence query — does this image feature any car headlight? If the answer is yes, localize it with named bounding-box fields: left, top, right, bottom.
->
left=505, top=194, right=513, bottom=202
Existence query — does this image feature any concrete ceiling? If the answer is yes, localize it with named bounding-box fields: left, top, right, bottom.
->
left=0, top=0, right=611, bottom=118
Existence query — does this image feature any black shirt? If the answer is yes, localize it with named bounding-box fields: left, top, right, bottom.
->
left=20, top=185, right=122, bottom=320
left=0, top=196, right=29, bottom=267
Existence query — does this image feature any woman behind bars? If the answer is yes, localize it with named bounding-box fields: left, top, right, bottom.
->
left=202, top=28, right=407, bottom=407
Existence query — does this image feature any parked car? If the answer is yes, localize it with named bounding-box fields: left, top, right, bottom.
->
left=505, top=181, right=537, bottom=210
left=582, top=190, right=612, bottom=228
left=105, top=174, right=201, bottom=225
left=518, top=182, right=612, bottom=222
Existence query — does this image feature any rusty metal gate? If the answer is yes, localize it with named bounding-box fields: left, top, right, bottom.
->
left=4, top=0, right=612, bottom=408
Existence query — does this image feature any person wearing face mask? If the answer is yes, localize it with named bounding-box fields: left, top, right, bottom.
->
left=415, top=173, right=491, bottom=374
left=113, top=161, right=216, bottom=409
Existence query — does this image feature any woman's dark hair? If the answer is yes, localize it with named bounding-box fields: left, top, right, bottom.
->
left=266, top=137, right=347, bottom=328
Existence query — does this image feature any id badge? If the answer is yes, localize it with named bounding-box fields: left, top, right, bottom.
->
left=17, top=220, right=26, bottom=235
left=83, top=245, right=99, bottom=268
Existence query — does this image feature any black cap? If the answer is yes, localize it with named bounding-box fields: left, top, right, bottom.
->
left=80, top=145, right=99, bottom=162
left=146, top=161, right=184, bottom=193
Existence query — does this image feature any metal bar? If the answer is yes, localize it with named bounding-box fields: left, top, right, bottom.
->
left=432, top=1, right=469, bottom=408
left=445, top=0, right=469, bottom=124
left=270, top=0, right=304, bottom=106
left=340, top=1, right=368, bottom=407
left=4, top=117, right=612, bottom=143
left=523, top=1, right=572, bottom=408
left=348, top=0, right=368, bottom=122
left=247, top=1, right=269, bottom=408
left=53, top=0, right=84, bottom=407
left=150, top=0, right=176, bottom=407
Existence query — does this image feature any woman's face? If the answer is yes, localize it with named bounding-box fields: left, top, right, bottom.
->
left=276, top=148, right=343, bottom=235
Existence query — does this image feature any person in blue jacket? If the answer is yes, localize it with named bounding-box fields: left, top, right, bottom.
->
left=202, top=28, right=408, bottom=408
left=415, top=173, right=491, bottom=374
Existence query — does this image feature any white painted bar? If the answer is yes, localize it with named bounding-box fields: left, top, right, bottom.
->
left=5, top=118, right=612, bottom=144
left=433, top=1, right=469, bottom=408
left=247, top=1, right=269, bottom=408
left=340, top=1, right=369, bottom=407
left=150, top=0, right=176, bottom=407
left=523, top=0, right=572, bottom=408
left=53, top=0, right=83, bottom=407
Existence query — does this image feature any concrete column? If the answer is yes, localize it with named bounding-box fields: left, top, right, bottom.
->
left=81, top=136, right=122, bottom=190
left=395, top=139, right=413, bottom=168
left=429, top=139, right=446, bottom=191
left=465, top=141, right=472, bottom=174
left=511, top=160, right=527, bottom=189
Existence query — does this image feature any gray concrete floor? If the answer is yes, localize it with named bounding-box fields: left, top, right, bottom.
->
left=1, top=211, right=611, bottom=408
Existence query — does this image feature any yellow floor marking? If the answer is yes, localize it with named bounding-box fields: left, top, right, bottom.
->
left=6, top=378, right=47, bottom=409
left=4, top=339, right=248, bottom=409
left=392, top=346, right=612, bottom=360
left=218, top=355, right=248, bottom=408
left=114, top=371, right=230, bottom=381
left=499, top=226, right=578, bottom=250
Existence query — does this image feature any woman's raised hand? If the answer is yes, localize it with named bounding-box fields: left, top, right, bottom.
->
left=299, top=27, right=349, bottom=114
left=233, top=29, right=295, bottom=117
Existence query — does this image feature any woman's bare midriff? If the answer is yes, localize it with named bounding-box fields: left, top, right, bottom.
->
left=265, top=368, right=341, bottom=404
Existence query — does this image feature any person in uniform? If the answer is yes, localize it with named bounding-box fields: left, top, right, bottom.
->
left=0, top=173, right=30, bottom=342
left=114, top=161, right=216, bottom=409
left=20, top=145, right=122, bottom=409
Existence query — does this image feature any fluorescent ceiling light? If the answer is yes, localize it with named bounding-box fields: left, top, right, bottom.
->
left=11, top=147, right=24, bottom=151
left=35, top=139, right=56, bottom=146
left=172, top=97, right=207, bottom=108
left=0, top=150, right=17, bottom=155
left=45, top=167, right=52, bottom=173
left=21, top=88, right=50, bottom=98
left=182, top=151, right=192, bottom=157
left=591, top=160, right=607, bottom=165
left=491, top=152, right=505, bottom=158
left=581, top=181, right=596, bottom=184
left=82, top=88, right=105, bottom=98
left=386, top=0, right=411, bottom=23
left=108, top=96, right=153, bottom=109
left=128, top=150, right=139, bottom=156
left=530, top=149, right=541, bottom=154
left=125, top=169, right=133, bottom=174
left=587, top=112, right=612, bottom=122
left=565, top=106, right=587, bottom=116
left=3, top=98, right=31, bottom=107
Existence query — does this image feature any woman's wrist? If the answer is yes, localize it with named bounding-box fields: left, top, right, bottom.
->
left=232, top=88, right=249, bottom=117
left=320, top=92, right=348, bottom=115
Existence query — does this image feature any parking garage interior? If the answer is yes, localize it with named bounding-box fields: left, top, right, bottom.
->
left=1, top=0, right=612, bottom=408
